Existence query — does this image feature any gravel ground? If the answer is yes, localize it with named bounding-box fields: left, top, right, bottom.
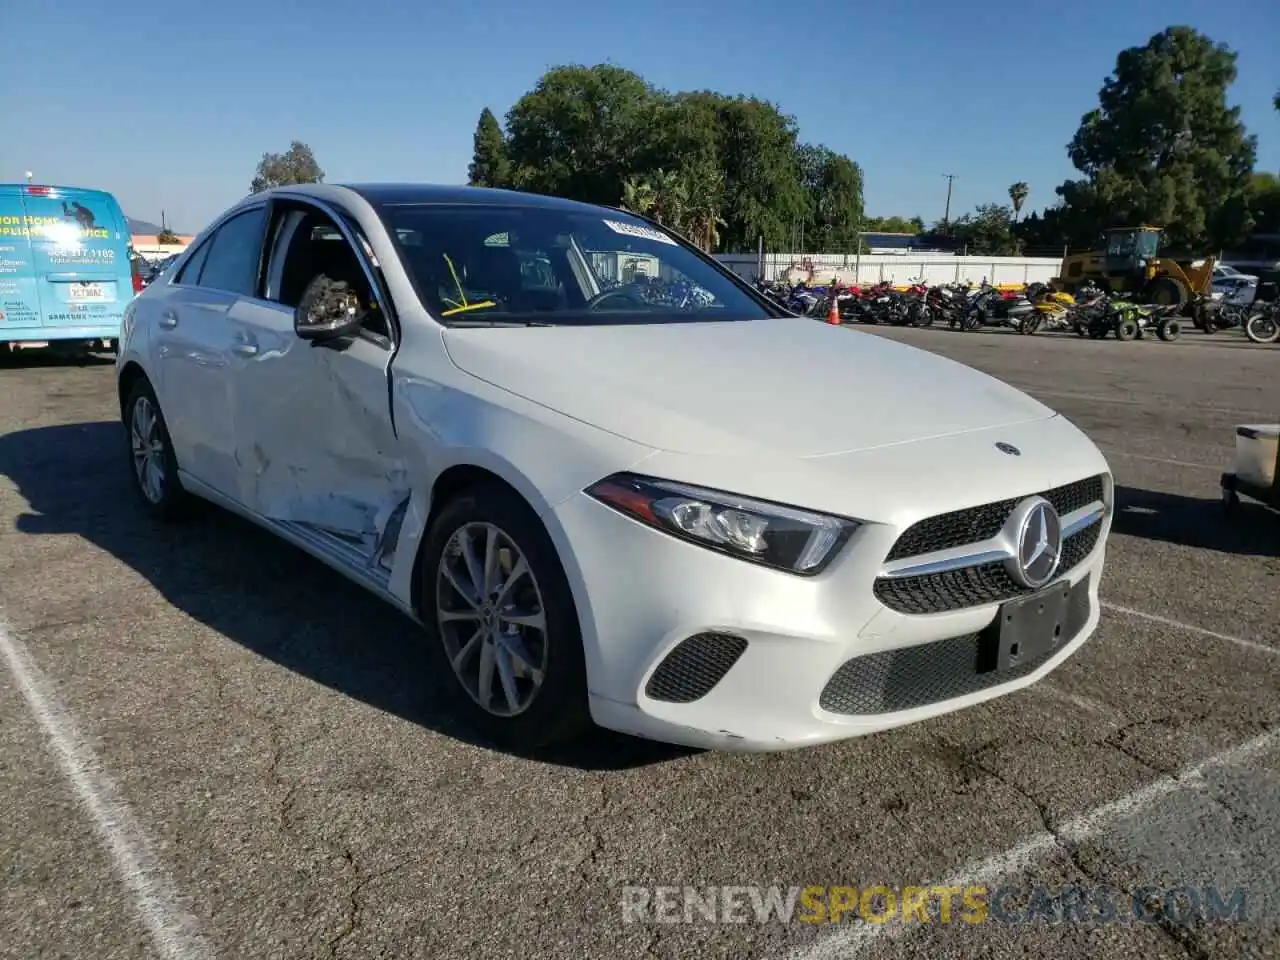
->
left=0, top=326, right=1277, bottom=960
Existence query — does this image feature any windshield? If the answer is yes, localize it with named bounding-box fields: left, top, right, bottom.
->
left=379, top=203, right=771, bottom=325
left=1106, top=230, right=1159, bottom=259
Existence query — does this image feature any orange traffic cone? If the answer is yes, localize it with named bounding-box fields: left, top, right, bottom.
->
left=827, top=298, right=841, bottom=325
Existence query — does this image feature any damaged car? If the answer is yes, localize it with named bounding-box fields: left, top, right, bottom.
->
left=116, top=184, right=1113, bottom=752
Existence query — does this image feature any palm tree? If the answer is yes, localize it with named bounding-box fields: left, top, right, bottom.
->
left=680, top=167, right=726, bottom=252
left=1008, top=182, right=1029, bottom=224
left=649, top=168, right=688, bottom=231
left=621, top=177, right=656, bottom=217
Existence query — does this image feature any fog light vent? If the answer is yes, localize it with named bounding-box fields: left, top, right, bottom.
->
left=645, top=633, right=748, bottom=703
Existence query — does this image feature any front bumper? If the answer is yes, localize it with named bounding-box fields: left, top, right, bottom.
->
left=550, top=472, right=1111, bottom=753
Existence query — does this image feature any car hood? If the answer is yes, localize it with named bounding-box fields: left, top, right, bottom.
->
left=441, top=318, right=1056, bottom=457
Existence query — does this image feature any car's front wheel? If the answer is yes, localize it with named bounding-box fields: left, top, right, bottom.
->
left=124, top=378, right=189, bottom=521
left=420, top=485, right=591, bottom=750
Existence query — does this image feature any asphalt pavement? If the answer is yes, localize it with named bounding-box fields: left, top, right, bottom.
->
left=0, top=326, right=1277, bottom=960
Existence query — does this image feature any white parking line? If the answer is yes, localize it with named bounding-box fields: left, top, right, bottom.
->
left=1101, top=601, right=1279, bottom=657
left=0, top=620, right=214, bottom=960
left=1097, top=449, right=1219, bottom=471
left=787, top=725, right=1280, bottom=960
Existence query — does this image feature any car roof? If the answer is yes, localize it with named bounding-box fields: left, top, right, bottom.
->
left=0, top=183, right=119, bottom=200
left=337, top=182, right=613, bottom=215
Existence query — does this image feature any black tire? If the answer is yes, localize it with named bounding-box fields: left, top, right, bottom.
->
left=123, top=378, right=190, bottom=521
left=418, top=484, right=591, bottom=751
left=1116, top=318, right=1139, bottom=341
left=1146, top=276, right=1187, bottom=307
left=1245, top=311, right=1280, bottom=344
left=1156, top=318, right=1182, bottom=342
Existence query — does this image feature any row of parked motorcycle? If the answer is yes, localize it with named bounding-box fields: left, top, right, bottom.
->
left=752, top=277, right=1280, bottom=345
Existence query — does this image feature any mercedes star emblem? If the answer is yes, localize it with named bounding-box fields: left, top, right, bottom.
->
left=1003, top=497, right=1063, bottom=589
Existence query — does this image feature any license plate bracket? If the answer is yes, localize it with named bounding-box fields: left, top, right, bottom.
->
left=986, top=581, right=1074, bottom=673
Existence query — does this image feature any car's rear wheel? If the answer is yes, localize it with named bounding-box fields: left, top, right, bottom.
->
left=124, top=378, right=189, bottom=521
left=420, top=485, right=590, bottom=750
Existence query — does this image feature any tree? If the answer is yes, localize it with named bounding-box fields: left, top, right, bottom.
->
left=467, top=108, right=510, bottom=187
left=249, top=141, right=324, bottom=194
left=505, top=64, right=661, bottom=205
left=1008, top=182, right=1029, bottom=223
left=1054, top=27, right=1256, bottom=251
left=952, top=204, right=1019, bottom=255
left=862, top=216, right=922, bottom=234
left=495, top=65, right=858, bottom=253
left=156, top=228, right=180, bottom=244
left=797, top=145, right=865, bottom=252
left=1249, top=172, right=1280, bottom=234
left=709, top=95, right=808, bottom=252
left=620, top=176, right=656, bottom=218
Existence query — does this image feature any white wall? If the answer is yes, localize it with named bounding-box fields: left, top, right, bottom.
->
left=717, top=252, right=1062, bottom=288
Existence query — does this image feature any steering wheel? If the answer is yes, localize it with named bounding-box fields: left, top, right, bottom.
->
left=584, top=284, right=648, bottom=310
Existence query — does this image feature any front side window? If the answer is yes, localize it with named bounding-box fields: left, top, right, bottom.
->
left=1106, top=232, right=1136, bottom=258
left=380, top=203, right=771, bottom=326
left=197, top=207, right=267, bottom=296
left=265, top=205, right=388, bottom=339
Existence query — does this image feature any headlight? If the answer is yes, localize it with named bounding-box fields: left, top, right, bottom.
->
left=585, top=473, right=859, bottom=575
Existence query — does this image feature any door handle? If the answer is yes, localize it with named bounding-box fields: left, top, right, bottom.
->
left=158, top=310, right=178, bottom=329
left=231, top=341, right=259, bottom=357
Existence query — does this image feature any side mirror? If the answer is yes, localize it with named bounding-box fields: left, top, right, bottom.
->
left=294, top=276, right=366, bottom=341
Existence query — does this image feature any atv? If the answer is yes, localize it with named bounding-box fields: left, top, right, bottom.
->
left=1079, top=298, right=1183, bottom=342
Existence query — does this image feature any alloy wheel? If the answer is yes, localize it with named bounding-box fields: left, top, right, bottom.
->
left=130, top=396, right=166, bottom=504
left=435, top=522, right=549, bottom=717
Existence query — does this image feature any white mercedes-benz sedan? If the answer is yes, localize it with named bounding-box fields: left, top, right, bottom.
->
left=116, top=183, right=1112, bottom=752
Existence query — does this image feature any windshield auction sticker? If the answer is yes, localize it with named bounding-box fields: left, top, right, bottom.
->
left=603, top=220, right=677, bottom=246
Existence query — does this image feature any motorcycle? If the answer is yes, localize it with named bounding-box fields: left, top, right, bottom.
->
left=1245, top=302, right=1280, bottom=344
left=959, top=283, right=1033, bottom=332
left=1018, top=287, right=1082, bottom=335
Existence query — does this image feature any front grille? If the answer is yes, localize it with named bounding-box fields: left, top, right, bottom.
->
left=821, top=576, right=1092, bottom=714
left=885, top=474, right=1105, bottom=562
left=645, top=633, right=748, bottom=703
left=874, top=521, right=1102, bottom=615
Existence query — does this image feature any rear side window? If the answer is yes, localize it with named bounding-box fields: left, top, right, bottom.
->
left=21, top=191, right=128, bottom=276
left=196, top=208, right=267, bottom=296
left=174, top=240, right=211, bottom=285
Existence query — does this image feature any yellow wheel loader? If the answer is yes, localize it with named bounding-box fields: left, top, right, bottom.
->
left=1051, top=226, right=1216, bottom=309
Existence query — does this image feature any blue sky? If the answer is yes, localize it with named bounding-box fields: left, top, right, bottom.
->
left=4, top=0, right=1276, bottom=235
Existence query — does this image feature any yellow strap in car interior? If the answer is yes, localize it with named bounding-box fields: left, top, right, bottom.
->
left=439, top=253, right=497, bottom=317
left=441, top=301, right=498, bottom=317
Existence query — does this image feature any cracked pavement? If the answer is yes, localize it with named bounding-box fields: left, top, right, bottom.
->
left=0, top=328, right=1277, bottom=960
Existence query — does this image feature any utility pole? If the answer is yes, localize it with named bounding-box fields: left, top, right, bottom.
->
left=941, top=174, right=957, bottom=231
